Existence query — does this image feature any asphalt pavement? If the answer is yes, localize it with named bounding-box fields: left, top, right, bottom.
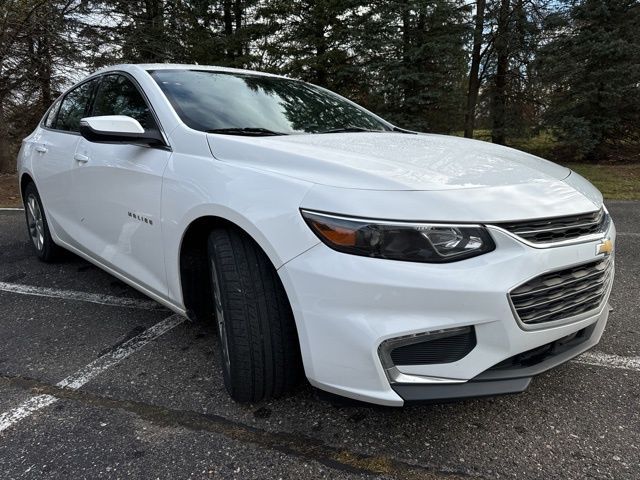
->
left=0, top=202, right=638, bottom=479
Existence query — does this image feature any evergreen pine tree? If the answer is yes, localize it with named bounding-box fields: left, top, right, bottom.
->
left=537, top=0, right=640, bottom=159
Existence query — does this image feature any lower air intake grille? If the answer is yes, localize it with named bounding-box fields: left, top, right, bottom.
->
left=390, top=327, right=476, bottom=366
left=510, top=257, right=613, bottom=325
left=488, top=325, right=594, bottom=371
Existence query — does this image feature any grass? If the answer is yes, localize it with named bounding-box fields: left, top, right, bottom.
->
left=509, top=132, right=640, bottom=200
left=562, top=163, right=640, bottom=200
left=458, top=130, right=640, bottom=200
left=509, top=131, right=558, bottom=160
left=462, top=129, right=559, bottom=159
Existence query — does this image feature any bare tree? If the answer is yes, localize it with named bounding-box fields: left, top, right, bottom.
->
left=464, top=0, right=486, bottom=138
left=492, top=0, right=511, bottom=145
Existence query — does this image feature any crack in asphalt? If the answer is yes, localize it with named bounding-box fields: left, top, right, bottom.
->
left=0, top=375, right=472, bottom=480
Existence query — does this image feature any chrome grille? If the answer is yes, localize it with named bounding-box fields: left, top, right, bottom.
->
left=510, top=257, right=613, bottom=325
left=496, top=208, right=609, bottom=244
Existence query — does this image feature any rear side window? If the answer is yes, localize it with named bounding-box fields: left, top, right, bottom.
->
left=43, top=98, right=62, bottom=128
left=92, top=75, right=157, bottom=130
left=56, top=81, right=95, bottom=132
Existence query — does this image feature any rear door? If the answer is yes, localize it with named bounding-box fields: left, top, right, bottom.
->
left=72, top=73, right=171, bottom=298
left=32, top=79, right=98, bottom=246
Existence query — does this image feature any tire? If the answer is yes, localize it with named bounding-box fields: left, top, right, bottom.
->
left=23, top=182, right=62, bottom=262
left=207, top=227, right=303, bottom=403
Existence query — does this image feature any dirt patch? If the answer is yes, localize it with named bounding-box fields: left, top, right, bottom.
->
left=0, top=174, right=21, bottom=208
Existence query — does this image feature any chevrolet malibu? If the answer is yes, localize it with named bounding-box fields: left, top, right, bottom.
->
left=17, top=64, right=615, bottom=406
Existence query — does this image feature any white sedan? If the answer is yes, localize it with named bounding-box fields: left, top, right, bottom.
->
left=17, top=64, right=615, bottom=406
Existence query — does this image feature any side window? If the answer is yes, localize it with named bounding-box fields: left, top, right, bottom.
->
left=55, top=81, right=95, bottom=132
left=92, top=75, right=157, bottom=130
left=43, top=97, right=62, bottom=128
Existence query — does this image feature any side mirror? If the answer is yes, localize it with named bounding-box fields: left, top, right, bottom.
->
left=79, top=115, right=166, bottom=147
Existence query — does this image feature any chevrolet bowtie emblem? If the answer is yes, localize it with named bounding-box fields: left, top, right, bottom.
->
left=596, top=239, right=613, bottom=255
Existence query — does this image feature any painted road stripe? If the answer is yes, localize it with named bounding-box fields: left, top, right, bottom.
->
left=0, top=395, right=57, bottom=433
left=0, top=321, right=637, bottom=433
left=576, top=351, right=640, bottom=371
left=0, top=314, right=185, bottom=433
left=0, top=282, right=165, bottom=310
left=56, top=315, right=185, bottom=389
left=0, top=208, right=24, bottom=211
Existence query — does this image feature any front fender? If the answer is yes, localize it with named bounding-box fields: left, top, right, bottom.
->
left=161, top=150, right=319, bottom=306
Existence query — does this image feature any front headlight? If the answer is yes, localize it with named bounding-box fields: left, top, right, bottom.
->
left=301, top=210, right=495, bottom=263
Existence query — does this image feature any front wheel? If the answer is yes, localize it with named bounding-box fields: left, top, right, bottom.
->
left=207, top=227, right=303, bottom=403
left=23, top=182, right=62, bottom=262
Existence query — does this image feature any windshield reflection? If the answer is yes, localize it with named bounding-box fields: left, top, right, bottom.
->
left=151, top=69, right=389, bottom=135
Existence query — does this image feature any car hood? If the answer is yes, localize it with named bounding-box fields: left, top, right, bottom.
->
left=207, top=132, right=572, bottom=191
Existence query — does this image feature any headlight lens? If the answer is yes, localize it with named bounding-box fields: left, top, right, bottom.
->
left=301, top=210, right=495, bottom=263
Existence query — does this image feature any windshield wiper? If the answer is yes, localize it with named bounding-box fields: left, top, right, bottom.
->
left=319, top=126, right=384, bottom=134
left=206, top=127, right=287, bottom=136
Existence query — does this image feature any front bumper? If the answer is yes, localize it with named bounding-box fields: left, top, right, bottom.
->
left=393, top=315, right=606, bottom=404
left=278, top=224, right=615, bottom=407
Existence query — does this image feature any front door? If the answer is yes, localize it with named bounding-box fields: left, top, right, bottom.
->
left=72, top=74, right=171, bottom=298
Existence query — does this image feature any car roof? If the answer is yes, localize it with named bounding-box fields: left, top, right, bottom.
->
left=93, top=63, right=290, bottom=80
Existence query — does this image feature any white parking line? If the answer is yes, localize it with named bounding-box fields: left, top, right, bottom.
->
left=0, top=395, right=57, bottom=433
left=575, top=351, right=640, bottom=371
left=0, top=282, right=165, bottom=310
left=0, top=208, right=24, bottom=211
left=0, top=313, right=637, bottom=432
left=0, top=314, right=185, bottom=434
left=56, top=315, right=185, bottom=389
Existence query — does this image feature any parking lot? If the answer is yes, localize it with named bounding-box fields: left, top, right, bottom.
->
left=0, top=202, right=638, bottom=479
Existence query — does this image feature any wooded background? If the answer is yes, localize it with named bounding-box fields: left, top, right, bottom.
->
left=1, top=0, right=639, bottom=173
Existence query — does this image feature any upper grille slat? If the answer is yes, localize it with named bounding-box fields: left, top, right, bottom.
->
left=510, top=257, right=613, bottom=325
left=496, top=208, right=609, bottom=244
left=514, top=220, right=604, bottom=235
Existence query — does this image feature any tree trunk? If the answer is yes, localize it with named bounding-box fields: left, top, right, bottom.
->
left=0, top=100, right=13, bottom=173
left=464, top=0, right=486, bottom=138
left=35, top=4, right=53, bottom=110
left=234, top=0, right=243, bottom=59
left=223, top=0, right=234, bottom=61
left=401, top=1, right=412, bottom=110
left=310, top=4, right=328, bottom=87
left=492, top=0, right=510, bottom=145
left=314, top=26, right=328, bottom=86
left=142, top=0, right=165, bottom=62
left=38, top=38, right=52, bottom=109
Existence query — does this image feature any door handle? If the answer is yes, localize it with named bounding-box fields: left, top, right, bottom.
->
left=35, top=146, right=48, bottom=154
left=74, top=153, right=90, bottom=163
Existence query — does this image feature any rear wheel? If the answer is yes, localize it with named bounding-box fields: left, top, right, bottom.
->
left=207, top=227, right=303, bottom=403
left=23, top=182, right=61, bottom=262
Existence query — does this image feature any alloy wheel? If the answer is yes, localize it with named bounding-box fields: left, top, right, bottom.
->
left=26, top=194, right=44, bottom=251
left=210, top=258, right=231, bottom=374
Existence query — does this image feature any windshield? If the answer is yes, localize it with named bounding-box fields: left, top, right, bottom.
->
left=149, top=69, right=389, bottom=135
